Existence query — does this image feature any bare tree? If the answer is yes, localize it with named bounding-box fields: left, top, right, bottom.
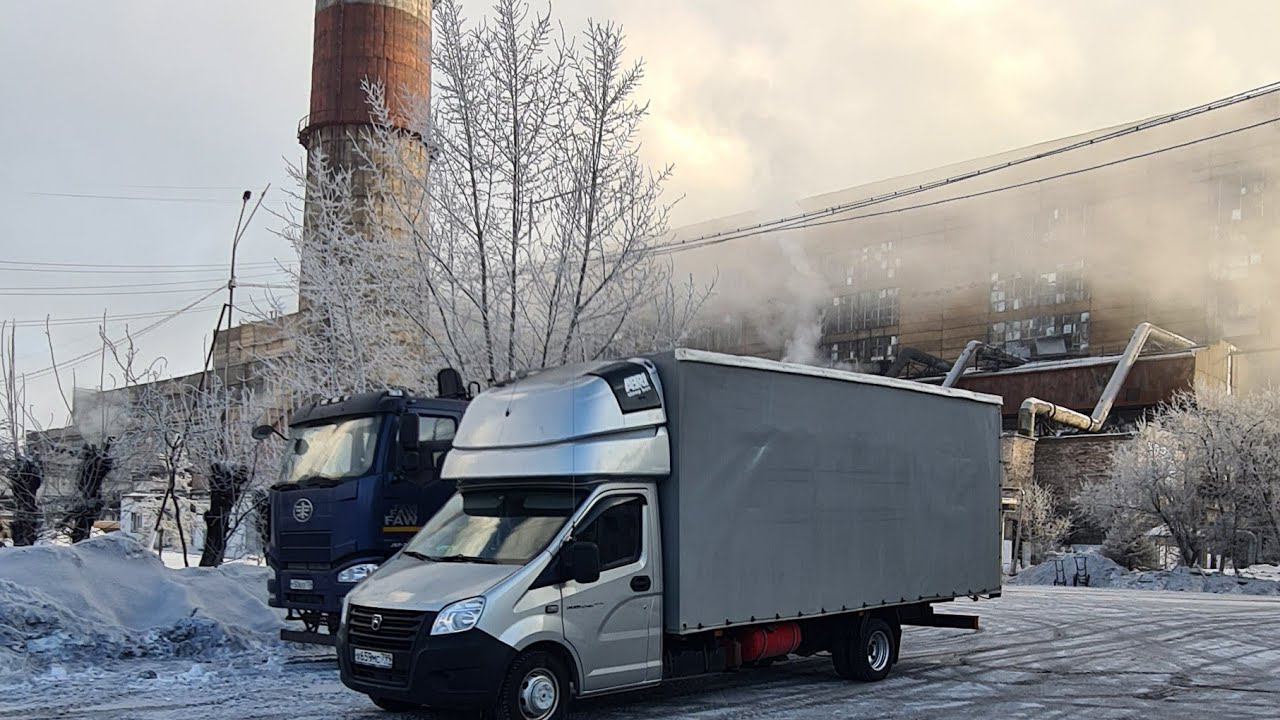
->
left=0, top=320, right=44, bottom=547
left=1077, top=389, right=1280, bottom=568
left=263, top=0, right=707, bottom=397
left=1019, top=483, right=1072, bottom=565
left=183, top=379, right=277, bottom=566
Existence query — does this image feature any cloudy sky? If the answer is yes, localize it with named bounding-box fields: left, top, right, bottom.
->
left=3, top=0, right=1279, bottom=424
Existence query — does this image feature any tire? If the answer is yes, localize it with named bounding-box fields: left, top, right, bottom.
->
left=491, top=649, right=570, bottom=720
left=370, top=695, right=420, bottom=713
left=834, top=617, right=896, bottom=682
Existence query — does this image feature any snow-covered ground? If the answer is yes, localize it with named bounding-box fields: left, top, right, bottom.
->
left=0, top=534, right=283, bottom=685
left=4, top=585, right=1279, bottom=719
left=1011, top=551, right=1280, bottom=595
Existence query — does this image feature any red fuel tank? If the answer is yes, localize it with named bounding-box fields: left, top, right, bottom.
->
left=738, top=623, right=802, bottom=663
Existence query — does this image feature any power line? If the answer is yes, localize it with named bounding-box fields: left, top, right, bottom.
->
left=0, top=258, right=282, bottom=270
left=0, top=272, right=289, bottom=293
left=6, top=304, right=226, bottom=328
left=0, top=264, right=294, bottom=275
left=657, top=78, right=1280, bottom=255
left=22, top=289, right=225, bottom=381
left=0, top=284, right=290, bottom=297
left=651, top=113, right=1280, bottom=257
left=26, top=191, right=286, bottom=205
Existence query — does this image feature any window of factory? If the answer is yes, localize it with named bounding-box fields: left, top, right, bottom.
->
left=989, top=312, right=1090, bottom=358
left=842, top=242, right=901, bottom=287
left=826, top=287, right=900, bottom=334
left=990, top=260, right=1087, bottom=313
left=829, top=334, right=898, bottom=364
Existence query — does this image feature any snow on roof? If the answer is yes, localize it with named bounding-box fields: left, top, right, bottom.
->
left=673, top=348, right=1004, bottom=406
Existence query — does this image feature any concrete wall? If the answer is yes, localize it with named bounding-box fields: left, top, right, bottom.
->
left=1032, top=432, right=1133, bottom=499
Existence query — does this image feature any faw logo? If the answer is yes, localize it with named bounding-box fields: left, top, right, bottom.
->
left=384, top=504, right=419, bottom=527
left=623, top=373, right=651, bottom=398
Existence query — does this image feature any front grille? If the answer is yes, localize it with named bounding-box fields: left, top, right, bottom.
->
left=347, top=605, right=432, bottom=688
left=279, top=531, right=331, bottom=551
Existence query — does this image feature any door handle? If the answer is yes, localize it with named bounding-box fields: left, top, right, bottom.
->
left=630, top=575, right=651, bottom=592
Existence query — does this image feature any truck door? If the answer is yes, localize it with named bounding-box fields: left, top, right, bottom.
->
left=560, top=494, right=659, bottom=692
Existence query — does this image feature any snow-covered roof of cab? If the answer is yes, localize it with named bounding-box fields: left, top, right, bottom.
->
left=672, top=348, right=1004, bottom=406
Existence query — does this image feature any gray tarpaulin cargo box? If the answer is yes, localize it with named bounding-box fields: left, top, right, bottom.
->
left=649, top=350, right=1004, bottom=634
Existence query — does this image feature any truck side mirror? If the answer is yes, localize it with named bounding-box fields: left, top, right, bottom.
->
left=397, top=414, right=421, bottom=475
left=398, top=414, right=420, bottom=449
left=566, top=541, right=601, bottom=584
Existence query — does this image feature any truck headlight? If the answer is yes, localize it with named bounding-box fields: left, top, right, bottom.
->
left=431, top=597, right=485, bottom=635
left=337, top=563, right=379, bottom=584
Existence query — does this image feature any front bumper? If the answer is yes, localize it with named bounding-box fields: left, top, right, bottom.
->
left=337, top=615, right=516, bottom=709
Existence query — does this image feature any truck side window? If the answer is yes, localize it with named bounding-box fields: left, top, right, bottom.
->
left=418, top=416, right=458, bottom=470
left=575, top=497, right=643, bottom=571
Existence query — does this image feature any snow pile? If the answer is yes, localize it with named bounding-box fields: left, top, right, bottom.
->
left=1011, top=550, right=1280, bottom=595
left=0, top=534, right=283, bottom=681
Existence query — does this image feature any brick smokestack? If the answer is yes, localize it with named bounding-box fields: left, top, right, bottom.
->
left=298, top=0, right=431, bottom=307
left=302, top=0, right=430, bottom=147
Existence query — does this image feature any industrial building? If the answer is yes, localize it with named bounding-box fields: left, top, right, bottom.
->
left=677, top=88, right=1278, bottom=402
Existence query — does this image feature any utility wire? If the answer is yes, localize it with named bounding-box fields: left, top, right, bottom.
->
left=656, top=79, right=1280, bottom=255
left=22, top=288, right=225, bottom=381
left=0, top=264, right=293, bottom=275
left=26, top=191, right=286, bottom=204
left=7, top=304, right=226, bottom=328
left=0, top=258, right=282, bottom=270
left=0, top=272, right=289, bottom=292
left=651, top=113, right=1280, bottom=257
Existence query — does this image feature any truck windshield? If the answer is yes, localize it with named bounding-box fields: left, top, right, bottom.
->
left=402, top=488, right=582, bottom=565
left=281, top=416, right=382, bottom=486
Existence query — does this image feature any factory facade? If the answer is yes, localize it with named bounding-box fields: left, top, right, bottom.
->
left=678, top=89, right=1280, bottom=402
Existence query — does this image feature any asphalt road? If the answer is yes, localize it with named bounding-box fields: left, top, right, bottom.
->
left=8, top=586, right=1280, bottom=719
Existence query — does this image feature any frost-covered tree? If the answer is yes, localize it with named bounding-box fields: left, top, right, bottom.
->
left=183, top=379, right=278, bottom=566
left=0, top=321, right=43, bottom=547
left=265, top=0, right=706, bottom=397
left=1077, top=390, right=1280, bottom=568
left=1019, top=483, right=1072, bottom=564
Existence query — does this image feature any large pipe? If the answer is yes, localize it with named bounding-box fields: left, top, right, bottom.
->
left=1017, top=322, right=1195, bottom=437
left=886, top=347, right=951, bottom=378
left=943, top=340, right=983, bottom=388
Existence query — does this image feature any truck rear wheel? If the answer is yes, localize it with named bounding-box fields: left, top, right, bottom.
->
left=492, top=649, right=569, bottom=720
left=833, top=617, right=896, bottom=682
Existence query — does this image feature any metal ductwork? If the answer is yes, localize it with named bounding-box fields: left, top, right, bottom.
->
left=1017, top=322, right=1195, bottom=438
left=942, top=340, right=1025, bottom=387
left=885, top=348, right=952, bottom=379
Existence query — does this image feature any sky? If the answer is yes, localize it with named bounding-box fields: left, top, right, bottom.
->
left=2, top=0, right=1279, bottom=426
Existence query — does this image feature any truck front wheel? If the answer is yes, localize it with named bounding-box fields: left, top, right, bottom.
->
left=833, top=617, right=897, bottom=682
left=493, top=649, right=570, bottom=720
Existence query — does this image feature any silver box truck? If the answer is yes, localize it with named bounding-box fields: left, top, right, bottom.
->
left=336, top=350, right=1003, bottom=718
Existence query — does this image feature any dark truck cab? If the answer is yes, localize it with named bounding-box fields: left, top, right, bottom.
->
left=264, top=379, right=471, bottom=645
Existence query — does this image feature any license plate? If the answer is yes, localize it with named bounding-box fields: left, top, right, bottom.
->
left=288, top=578, right=314, bottom=591
left=353, top=648, right=393, bottom=669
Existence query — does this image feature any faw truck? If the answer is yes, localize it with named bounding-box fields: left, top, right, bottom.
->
left=335, top=350, right=1003, bottom=717
left=261, top=371, right=473, bottom=645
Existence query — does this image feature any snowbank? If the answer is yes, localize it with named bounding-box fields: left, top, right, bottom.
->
left=1010, top=550, right=1280, bottom=596
left=0, top=534, right=283, bottom=681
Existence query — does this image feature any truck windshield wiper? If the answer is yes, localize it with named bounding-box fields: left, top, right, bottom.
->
left=402, top=550, right=432, bottom=561
left=426, top=553, right=503, bottom=564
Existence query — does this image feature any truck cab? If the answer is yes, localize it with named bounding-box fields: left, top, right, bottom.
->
left=265, top=385, right=469, bottom=645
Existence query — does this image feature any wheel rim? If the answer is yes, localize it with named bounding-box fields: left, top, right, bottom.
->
left=518, top=668, right=559, bottom=719
left=866, top=629, right=891, bottom=672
